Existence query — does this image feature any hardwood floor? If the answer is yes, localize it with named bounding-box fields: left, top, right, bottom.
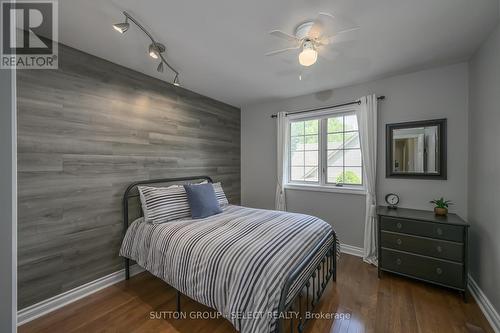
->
left=19, top=254, right=493, bottom=333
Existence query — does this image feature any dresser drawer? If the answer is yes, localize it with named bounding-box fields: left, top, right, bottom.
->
left=380, top=216, right=464, bottom=242
left=380, top=248, right=464, bottom=289
left=381, top=231, right=463, bottom=262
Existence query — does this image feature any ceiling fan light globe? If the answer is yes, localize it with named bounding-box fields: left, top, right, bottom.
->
left=299, top=48, right=318, bottom=67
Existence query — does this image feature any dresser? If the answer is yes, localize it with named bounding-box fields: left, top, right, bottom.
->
left=377, top=206, right=469, bottom=300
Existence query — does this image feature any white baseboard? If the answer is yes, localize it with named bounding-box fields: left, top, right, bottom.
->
left=17, top=264, right=144, bottom=326
left=340, top=243, right=364, bottom=257
left=468, top=275, right=500, bottom=333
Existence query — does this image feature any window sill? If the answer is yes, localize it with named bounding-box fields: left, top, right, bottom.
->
left=284, top=184, right=366, bottom=196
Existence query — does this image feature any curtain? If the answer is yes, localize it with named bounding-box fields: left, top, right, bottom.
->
left=357, top=95, right=378, bottom=265
left=275, top=112, right=288, bottom=211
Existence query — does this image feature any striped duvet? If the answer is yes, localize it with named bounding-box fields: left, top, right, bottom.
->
left=120, top=205, right=335, bottom=333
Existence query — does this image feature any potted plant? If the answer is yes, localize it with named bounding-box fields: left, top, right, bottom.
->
left=430, top=197, right=453, bottom=216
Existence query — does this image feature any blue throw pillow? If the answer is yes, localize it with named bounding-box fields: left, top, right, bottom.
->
left=183, top=183, right=222, bottom=219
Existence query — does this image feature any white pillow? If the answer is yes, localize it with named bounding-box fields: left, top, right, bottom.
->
left=138, top=185, right=190, bottom=223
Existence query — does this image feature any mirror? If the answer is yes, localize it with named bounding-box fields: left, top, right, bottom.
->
left=386, top=119, right=446, bottom=179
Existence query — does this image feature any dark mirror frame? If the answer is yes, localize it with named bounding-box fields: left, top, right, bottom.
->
left=386, top=118, right=447, bottom=180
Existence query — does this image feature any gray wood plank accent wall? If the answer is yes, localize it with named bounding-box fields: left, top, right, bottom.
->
left=17, top=44, right=241, bottom=308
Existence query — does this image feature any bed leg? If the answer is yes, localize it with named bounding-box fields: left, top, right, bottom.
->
left=124, top=258, right=130, bottom=280
left=176, top=291, right=181, bottom=314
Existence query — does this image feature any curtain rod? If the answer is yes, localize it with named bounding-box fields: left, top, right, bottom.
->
left=270, top=96, right=386, bottom=118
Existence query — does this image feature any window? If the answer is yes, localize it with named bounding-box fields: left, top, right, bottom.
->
left=286, top=108, right=364, bottom=191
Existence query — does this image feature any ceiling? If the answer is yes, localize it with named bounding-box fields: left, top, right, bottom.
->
left=59, top=0, right=499, bottom=107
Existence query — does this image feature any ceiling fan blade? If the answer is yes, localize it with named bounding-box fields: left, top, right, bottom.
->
left=308, top=12, right=335, bottom=39
left=265, top=46, right=299, bottom=56
left=322, top=27, right=360, bottom=45
left=310, top=12, right=358, bottom=39
left=269, top=30, right=299, bottom=42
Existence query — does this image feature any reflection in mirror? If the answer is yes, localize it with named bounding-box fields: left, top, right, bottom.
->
left=386, top=119, right=446, bottom=179
left=392, top=126, right=439, bottom=174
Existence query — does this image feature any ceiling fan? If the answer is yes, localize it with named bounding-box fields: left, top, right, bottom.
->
left=266, top=12, right=359, bottom=67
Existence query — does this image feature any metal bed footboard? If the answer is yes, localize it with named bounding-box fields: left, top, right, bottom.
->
left=275, top=233, right=337, bottom=333
left=122, top=175, right=337, bottom=333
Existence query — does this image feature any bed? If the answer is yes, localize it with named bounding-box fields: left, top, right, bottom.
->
left=120, top=176, right=337, bottom=333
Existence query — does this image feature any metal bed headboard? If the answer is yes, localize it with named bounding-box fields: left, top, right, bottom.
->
left=122, top=175, right=213, bottom=278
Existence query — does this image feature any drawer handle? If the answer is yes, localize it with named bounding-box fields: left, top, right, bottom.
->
left=396, top=222, right=402, bottom=229
left=436, top=267, right=443, bottom=275
left=436, top=246, right=442, bottom=253
left=396, top=258, right=402, bottom=265
left=436, top=228, right=443, bottom=235
left=396, top=238, right=402, bottom=245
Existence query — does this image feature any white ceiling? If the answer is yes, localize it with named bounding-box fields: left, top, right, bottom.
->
left=59, top=0, right=499, bottom=107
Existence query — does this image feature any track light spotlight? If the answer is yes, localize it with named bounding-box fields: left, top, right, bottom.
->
left=148, top=43, right=160, bottom=59
left=157, top=61, right=164, bottom=73
left=113, top=17, right=129, bottom=34
left=173, top=75, right=180, bottom=87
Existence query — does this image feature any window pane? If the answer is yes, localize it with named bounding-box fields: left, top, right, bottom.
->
left=304, top=167, right=318, bottom=182
left=304, top=151, right=318, bottom=166
left=327, top=167, right=344, bottom=183
left=344, top=132, right=360, bottom=148
left=327, top=150, right=343, bottom=166
left=327, top=117, right=343, bottom=133
left=291, top=167, right=305, bottom=181
left=291, top=136, right=305, bottom=151
left=344, top=114, right=358, bottom=131
left=327, top=133, right=343, bottom=149
left=345, top=149, right=362, bottom=166
left=343, top=167, right=363, bottom=185
left=291, top=122, right=304, bottom=136
left=304, top=120, right=319, bottom=135
left=291, top=151, right=304, bottom=166
left=304, top=135, right=318, bottom=150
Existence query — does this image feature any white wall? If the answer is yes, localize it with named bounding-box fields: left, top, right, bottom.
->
left=242, top=63, right=469, bottom=248
left=0, top=67, right=16, bottom=332
left=468, top=21, right=500, bottom=315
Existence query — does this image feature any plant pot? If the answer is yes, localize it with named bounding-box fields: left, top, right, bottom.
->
left=434, top=207, right=448, bottom=216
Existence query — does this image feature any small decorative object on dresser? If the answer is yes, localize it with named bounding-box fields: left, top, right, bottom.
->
left=430, top=197, right=453, bottom=216
left=377, top=206, right=469, bottom=301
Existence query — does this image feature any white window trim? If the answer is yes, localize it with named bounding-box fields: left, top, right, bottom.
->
left=284, top=105, right=366, bottom=195
left=284, top=183, right=366, bottom=195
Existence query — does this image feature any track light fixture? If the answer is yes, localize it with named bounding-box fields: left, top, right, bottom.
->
left=113, top=11, right=180, bottom=86
left=157, top=61, right=164, bottom=73
left=148, top=43, right=159, bottom=59
left=148, top=43, right=165, bottom=59
left=113, top=17, right=129, bottom=34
